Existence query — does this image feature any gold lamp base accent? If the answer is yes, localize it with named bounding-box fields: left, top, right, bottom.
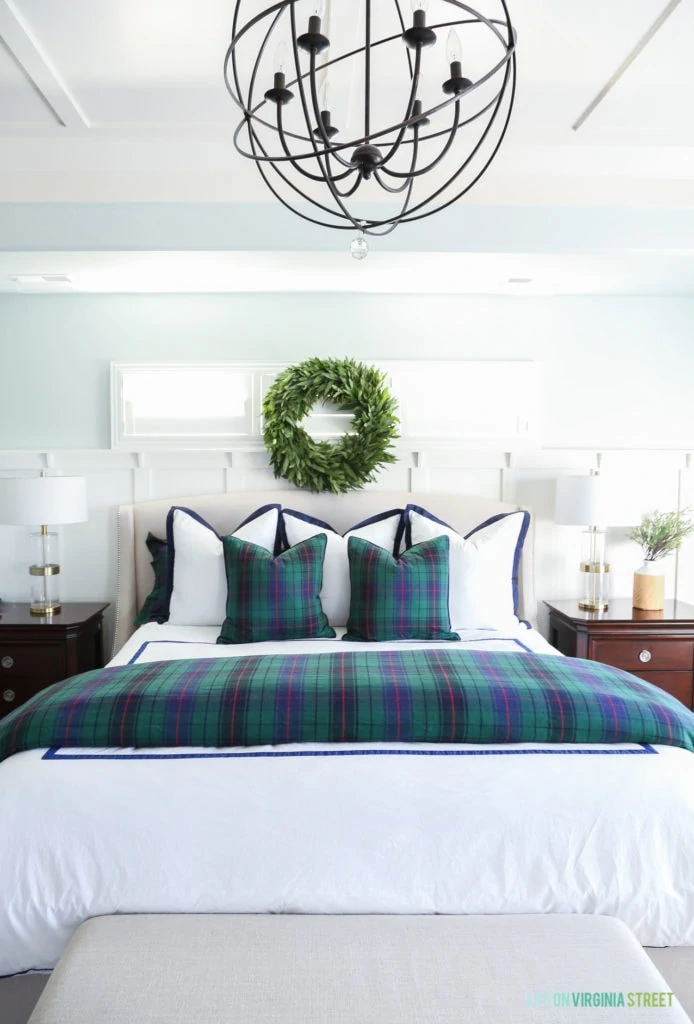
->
left=30, top=601, right=62, bottom=616
left=578, top=598, right=608, bottom=612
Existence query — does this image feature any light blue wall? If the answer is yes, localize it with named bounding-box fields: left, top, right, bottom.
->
left=2, top=203, right=694, bottom=253
left=1, top=292, right=693, bottom=451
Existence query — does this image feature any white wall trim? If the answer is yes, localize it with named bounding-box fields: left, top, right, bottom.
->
left=1, top=446, right=693, bottom=657
left=0, top=0, right=90, bottom=129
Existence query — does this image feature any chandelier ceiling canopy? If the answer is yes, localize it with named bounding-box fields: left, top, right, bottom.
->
left=224, top=1, right=517, bottom=247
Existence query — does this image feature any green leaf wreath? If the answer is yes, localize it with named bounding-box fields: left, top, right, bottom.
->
left=262, top=357, right=399, bottom=493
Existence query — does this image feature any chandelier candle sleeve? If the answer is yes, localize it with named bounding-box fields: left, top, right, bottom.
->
left=404, top=0, right=437, bottom=49
left=224, top=0, right=517, bottom=239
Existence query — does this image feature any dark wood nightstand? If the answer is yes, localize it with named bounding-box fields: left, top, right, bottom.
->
left=545, top=599, right=694, bottom=708
left=0, top=602, right=109, bottom=719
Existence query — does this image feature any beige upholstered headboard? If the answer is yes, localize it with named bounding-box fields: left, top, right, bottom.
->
left=113, top=491, right=536, bottom=655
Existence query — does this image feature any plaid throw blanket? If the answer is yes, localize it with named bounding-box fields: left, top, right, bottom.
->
left=1, top=650, right=694, bottom=761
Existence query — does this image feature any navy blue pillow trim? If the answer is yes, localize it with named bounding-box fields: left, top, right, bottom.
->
left=164, top=505, right=220, bottom=621
left=511, top=511, right=531, bottom=623
left=165, top=504, right=282, bottom=608
left=465, top=510, right=530, bottom=617
left=403, top=504, right=531, bottom=621
left=236, top=503, right=283, bottom=556
left=347, top=508, right=405, bottom=558
left=403, top=503, right=451, bottom=550
left=278, top=508, right=337, bottom=554
left=279, top=507, right=405, bottom=558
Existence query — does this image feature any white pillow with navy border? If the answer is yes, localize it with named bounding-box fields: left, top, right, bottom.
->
left=280, top=508, right=404, bottom=627
left=404, top=504, right=530, bottom=632
left=166, top=504, right=280, bottom=626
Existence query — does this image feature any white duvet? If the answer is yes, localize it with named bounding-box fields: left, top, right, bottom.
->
left=2, top=624, right=694, bottom=976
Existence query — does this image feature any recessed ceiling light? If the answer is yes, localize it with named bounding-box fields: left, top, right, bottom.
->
left=10, top=274, right=73, bottom=292
left=11, top=274, right=72, bottom=283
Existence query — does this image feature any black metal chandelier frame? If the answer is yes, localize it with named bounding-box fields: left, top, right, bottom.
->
left=223, top=0, right=516, bottom=235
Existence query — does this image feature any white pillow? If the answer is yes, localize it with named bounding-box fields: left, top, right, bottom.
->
left=167, top=505, right=280, bottom=626
left=405, top=506, right=530, bottom=632
left=281, top=509, right=404, bottom=626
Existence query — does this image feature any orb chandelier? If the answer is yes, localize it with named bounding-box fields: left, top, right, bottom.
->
left=224, top=1, right=516, bottom=253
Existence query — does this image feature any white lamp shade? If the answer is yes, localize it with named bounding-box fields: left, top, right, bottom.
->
left=554, top=475, right=609, bottom=527
left=0, top=476, right=88, bottom=526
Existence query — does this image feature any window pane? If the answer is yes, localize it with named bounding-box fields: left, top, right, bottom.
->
left=119, top=367, right=253, bottom=439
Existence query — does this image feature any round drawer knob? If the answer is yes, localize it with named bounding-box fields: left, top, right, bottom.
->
left=1, top=656, right=14, bottom=670
left=639, top=650, right=652, bottom=664
left=2, top=689, right=15, bottom=704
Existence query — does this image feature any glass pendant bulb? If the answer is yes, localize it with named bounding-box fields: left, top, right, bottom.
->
left=274, top=42, right=290, bottom=74
left=350, top=230, right=368, bottom=260
left=446, top=29, right=462, bottom=64
left=411, top=0, right=430, bottom=9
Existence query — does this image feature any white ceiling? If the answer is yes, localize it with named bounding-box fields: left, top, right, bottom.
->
left=2, top=249, right=694, bottom=295
left=0, top=0, right=692, bottom=207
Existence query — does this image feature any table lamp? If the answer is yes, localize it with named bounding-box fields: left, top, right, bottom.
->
left=554, top=472, right=611, bottom=612
left=0, top=472, right=88, bottom=615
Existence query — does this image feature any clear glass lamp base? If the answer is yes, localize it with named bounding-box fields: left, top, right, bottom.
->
left=29, top=529, right=62, bottom=615
left=578, top=527, right=609, bottom=611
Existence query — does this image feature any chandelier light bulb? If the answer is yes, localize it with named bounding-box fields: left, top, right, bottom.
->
left=274, top=42, right=290, bottom=75
left=411, top=0, right=430, bottom=10
left=314, top=78, right=338, bottom=139
left=446, top=28, right=462, bottom=65
left=311, top=0, right=325, bottom=16
left=350, top=231, right=369, bottom=260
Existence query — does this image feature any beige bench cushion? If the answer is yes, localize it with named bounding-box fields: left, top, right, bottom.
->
left=29, top=914, right=691, bottom=1024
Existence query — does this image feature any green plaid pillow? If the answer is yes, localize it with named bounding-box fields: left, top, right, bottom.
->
left=345, top=534, right=460, bottom=642
left=217, top=533, right=335, bottom=644
left=134, top=533, right=170, bottom=625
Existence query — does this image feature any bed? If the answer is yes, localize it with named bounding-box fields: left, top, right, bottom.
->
left=2, top=490, right=694, bottom=982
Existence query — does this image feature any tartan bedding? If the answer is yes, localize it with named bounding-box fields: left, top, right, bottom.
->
left=345, top=535, right=459, bottom=642
left=2, top=649, right=694, bottom=761
left=133, top=532, right=169, bottom=626
left=218, top=533, right=335, bottom=644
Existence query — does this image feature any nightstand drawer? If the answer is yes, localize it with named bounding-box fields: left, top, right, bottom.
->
left=591, top=639, right=694, bottom=672
left=0, top=679, right=52, bottom=718
left=631, top=670, right=693, bottom=708
left=0, top=643, right=67, bottom=680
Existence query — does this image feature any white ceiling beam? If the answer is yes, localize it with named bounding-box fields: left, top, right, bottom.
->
left=572, top=0, right=682, bottom=131
left=0, top=0, right=89, bottom=129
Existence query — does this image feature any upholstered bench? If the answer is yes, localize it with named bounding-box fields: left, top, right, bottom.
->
left=29, top=913, right=691, bottom=1024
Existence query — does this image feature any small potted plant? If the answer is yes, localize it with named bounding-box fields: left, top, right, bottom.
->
left=629, top=507, right=694, bottom=610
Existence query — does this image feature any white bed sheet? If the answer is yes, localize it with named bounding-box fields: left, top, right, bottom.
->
left=2, top=625, right=694, bottom=977
left=111, top=621, right=560, bottom=666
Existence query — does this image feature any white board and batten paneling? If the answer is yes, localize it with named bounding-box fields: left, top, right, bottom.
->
left=0, top=447, right=693, bottom=654
left=2, top=361, right=693, bottom=653
left=111, top=361, right=540, bottom=451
